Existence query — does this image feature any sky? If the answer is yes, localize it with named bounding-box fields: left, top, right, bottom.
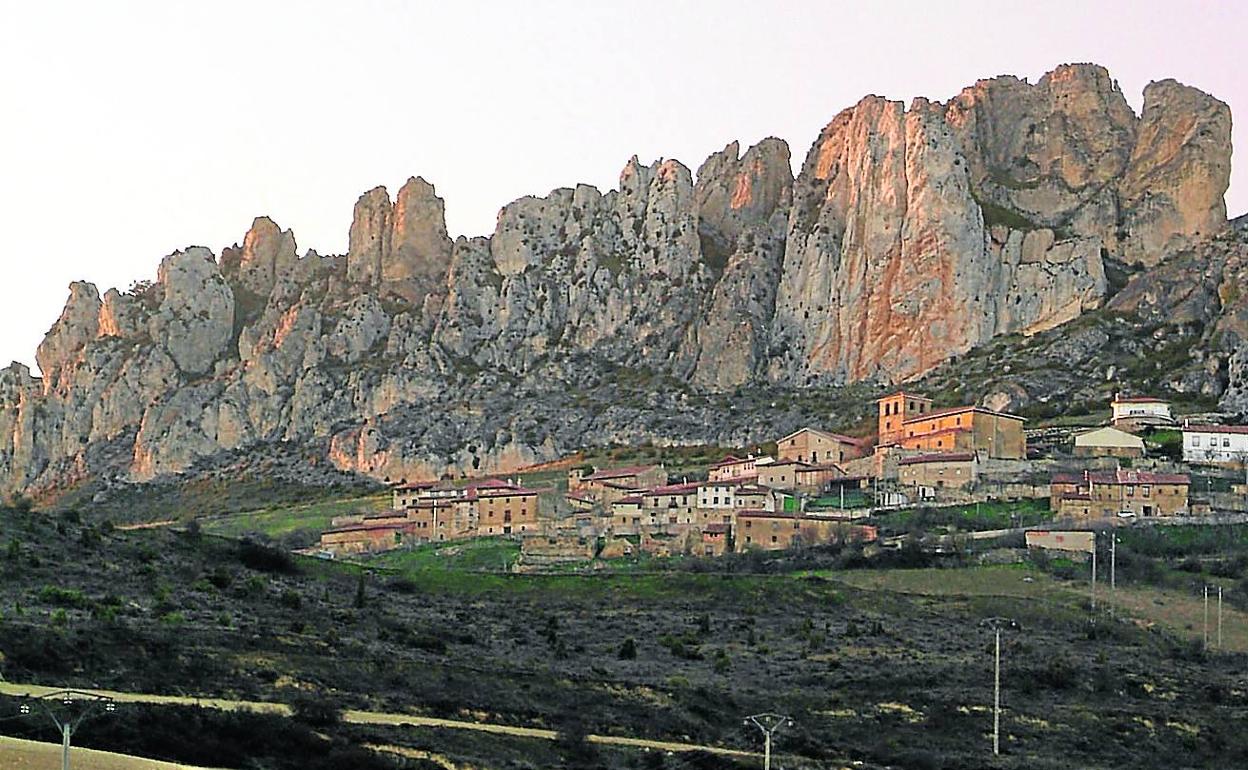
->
left=1, top=0, right=1244, bottom=373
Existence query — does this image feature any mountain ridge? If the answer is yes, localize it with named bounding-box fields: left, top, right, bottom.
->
left=1, top=62, right=1239, bottom=497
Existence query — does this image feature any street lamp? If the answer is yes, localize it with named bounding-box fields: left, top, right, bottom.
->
left=743, top=712, right=792, bottom=770
left=981, top=617, right=1017, bottom=757
left=16, top=689, right=117, bottom=770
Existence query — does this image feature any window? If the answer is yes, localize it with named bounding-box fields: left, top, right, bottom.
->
left=1225, top=438, right=1232, bottom=448
left=771, top=535, right=778, bottom=543
left=1193, top=436, right=1201, bottom=446
left=1142, top=485, right=1151, bottom=498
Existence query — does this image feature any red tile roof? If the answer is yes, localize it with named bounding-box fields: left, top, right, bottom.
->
left=711, top=455, right=747, bottom=467
left=902, top=404, right=1025, bottom=424
left=1051, top=470, right=1190, bottom=486
left=584, top=465, right=660, bottom=481
left=698, top=474, right=760, bottom=488
left=643, top=482, right=701, bottom=496
left=1113, top=396, right=1169, bottom=404
left=703, top=523, right=730, bottom=534
left=614, top=496, right=644, bottom=505
left=324, top=522, right=407, bottom=535
left=476, top=486, right=538, bottom=498
left=898, top=452, right=977, bottom=466
left=1184, top=424, right=1248, bottom=435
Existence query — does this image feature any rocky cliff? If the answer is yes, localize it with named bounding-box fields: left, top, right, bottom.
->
left=0, top=63, right=1236, bottom=497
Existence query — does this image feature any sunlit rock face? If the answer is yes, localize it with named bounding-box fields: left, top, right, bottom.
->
left=0, top=63, right=1234, bottom=496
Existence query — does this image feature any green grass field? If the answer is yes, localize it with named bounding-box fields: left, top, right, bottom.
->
left=200, top=494, right=390, bottom=542
left=872, top=497, right=1051, bottom=534
left=364, top=537, right=522, bottom=572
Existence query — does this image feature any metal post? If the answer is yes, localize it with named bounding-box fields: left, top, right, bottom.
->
left=1203, top=585, right=1209, bottom=650
left=62, top=722, right=71, bottom=770
left=1091, top=534, right=1097, bottom=614
left=1218, top=586, right=1223, bottom=650
left=764, top=732, right=772, bottom=770
left=993, top=627, right=1001, bottom=756
left=744, top=713, right=791, bottom=770
left=1110, top=535, right=1116, bottom=594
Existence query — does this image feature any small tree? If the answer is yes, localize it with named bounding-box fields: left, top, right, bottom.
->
left=618, top=637, right=637, bottom=660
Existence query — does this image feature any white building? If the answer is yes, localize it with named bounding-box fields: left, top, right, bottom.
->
left=1110, top=396, right=1173, bottom=428
left=1183, top=424, right=1248, bottom=463
left=697, top=479, right=740, bottom=510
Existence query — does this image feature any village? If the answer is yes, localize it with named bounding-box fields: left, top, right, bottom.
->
left=316, top=390, right=1248, bottom=567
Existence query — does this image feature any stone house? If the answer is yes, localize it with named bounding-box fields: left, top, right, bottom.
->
left=881, top=398, right=1026, bottom=460
left=735, top=510, right=877, bottom=552
left=1050, top=469, right=1190, bottom=519
left=1073, top=427, right=1145, bottom=458
left=776, top=428, right=867, bottom=465
left=641, top=481, right=701, bottom=528
left=319, top=522, right=407, bottom=555
left=794, top=463, right=848, bottom=493
left=700, top=523, right=731, bottom=557
left=697, top=477, right=751, bottom=512
left=897, top=452, right=979, bottom=495
left=876, top=392, right=936, bottom=447
left=610, top=496, right=645, bottom=535
left=474, top=485, right=539, bottom=536
left=391, top=480, right=436, bottom=510
left=708, top=455, right=762, bottom=482
left=569, top=464, right=668, bottom=500
left=756, top=460, right=811, bottom=490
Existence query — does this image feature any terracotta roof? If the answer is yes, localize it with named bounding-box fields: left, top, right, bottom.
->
left=898, top=452, right=977, bottom=466
left=703, top=523, right=729, bottom=534
left=698, top=474, right=759, bottom=488
left=471, top=478, right=516, bottom=489
left=643, top=481, right=701, bottom=496
left=323, top=522, right=406, bottom=535
left=737, top=508, right=798, bottom=520
left=584, top=465, right=660, bottom=481
left=363, top=511, right=409, bottom=520
left=613, top=496, right=644, bottom=505
left=476, top=486, right=538, bottom=498
left=902, top=404, right=1025, bottom=424
left=1051, top=470, right=1190, bottom=486
left=795, top=462, right=846, bottom=474
left=1113, top=396, right=1169, bottom=404
left=1184, top=424, right=1248, bottom=435
left=711, top=455, right=747, bottom=467
left=777, top=427, right=866, bottom=445
left=565, top=493, right=594, bottom=502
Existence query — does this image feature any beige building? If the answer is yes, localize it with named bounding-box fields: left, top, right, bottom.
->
left=735, top=510, right=877, bottom=552
left=1073, top=427, right=1145, bottom=458
left=642, top=482, right=700, bottom=528
left=610, top=496, right=646, bottom=534
left=757, top=460, right=811, bottom=490
left=1110, top=396, right=1173, bottom=430
left=708, top=455, right=762, bottom=482
left=1026, top=530, right=1095, bottom=556
left=897, top=452, right=978, bottom=493
left=777, top=428, right=867, bottom=465
left=569, top=464, right=668, bottom=500
left=1051, top=470, right=1190, bottom=519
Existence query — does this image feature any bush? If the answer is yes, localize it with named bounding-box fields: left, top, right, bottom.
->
left=618, top=637, right=637, bottom=660
left=238, top=539, right=298, bottom=575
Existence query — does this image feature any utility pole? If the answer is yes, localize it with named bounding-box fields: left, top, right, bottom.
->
left=1090, top=532, right=1097, bottom=614
left=1218, top=585, right=1224, bottom=650
left=1203, top=585, right=1210, bottom=650
left=17, top=690, right=116, bottom=770
left=981, top=617, right=1017, bottom=757
left=744, top=713, right=792, bottom=770
left=1110, top=533, right=1116, bottom=594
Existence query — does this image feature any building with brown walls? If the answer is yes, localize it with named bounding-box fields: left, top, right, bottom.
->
left=475, top=485, right=540, bottom=536
left=1050, top=469, right=1190, bottom=519
left=757, top=460, right=811, bottom=490
left=897, top=452, right=979, bottom=493
left=735, top=510, right=877, bottom=552
left=776, top=428, right=867, bottom=465
left=708, top=455, right=762, bottom=482
left=568, top=464, right=668, bottom=500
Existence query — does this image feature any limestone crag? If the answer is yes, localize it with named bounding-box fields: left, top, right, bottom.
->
left=0, top=63, right=1236, bottom=496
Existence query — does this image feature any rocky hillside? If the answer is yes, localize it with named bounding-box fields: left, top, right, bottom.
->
left=0, top=63, right=1239, bottom=497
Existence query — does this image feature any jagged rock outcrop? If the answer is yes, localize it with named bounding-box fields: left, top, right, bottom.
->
left=0, top=63, right=1236, bottom=497
left=1119, top=79, right=1232, bottom=266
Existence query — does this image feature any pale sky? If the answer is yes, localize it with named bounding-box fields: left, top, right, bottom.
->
left=2, top=0, right=1243, bottom=373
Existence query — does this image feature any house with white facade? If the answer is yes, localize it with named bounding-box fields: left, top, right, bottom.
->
left=1110, top=396, right=1173, bottom=429
left=1183, top=424, right=1248, bottom=464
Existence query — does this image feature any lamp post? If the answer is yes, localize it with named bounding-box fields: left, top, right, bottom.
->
left=743, top=712, right=792, bottom=770
left=17, top=690, right=116, bottom=770
left=981, top=617, right=1017, bottom=757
